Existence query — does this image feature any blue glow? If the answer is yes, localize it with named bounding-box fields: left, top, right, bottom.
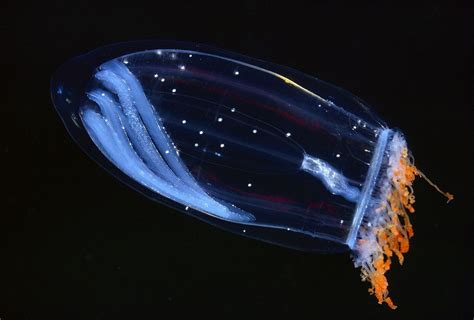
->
left=84, top=61, right=252, bottom=222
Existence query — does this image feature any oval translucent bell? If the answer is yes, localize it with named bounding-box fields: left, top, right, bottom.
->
left=51, top=41, right=452, bottom=309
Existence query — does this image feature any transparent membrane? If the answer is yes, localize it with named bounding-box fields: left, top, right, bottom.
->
left=51, top=41, right=453, bottom=309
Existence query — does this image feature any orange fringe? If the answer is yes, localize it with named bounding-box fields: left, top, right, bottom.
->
left=358, top=147, right=452, bottom=309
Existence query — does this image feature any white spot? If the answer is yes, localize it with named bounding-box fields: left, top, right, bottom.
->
left=368, top=222, right=372, bottom=227
left=160, top=78, right=165, bottom=82
left=194, top=143, right=199, bottom=147
left=182, top=120, right=187, bottom=124
left=179, top=65, right=185, bottom=70
left=252, top=129, right=257, bottom=134
left=220, top=143, right=225, bottom=148
left=234, top=70, right=239, bottom=75
left=185, top=206, right=189, bottom=210
left=154, top=73, right=159, bottom=78
left=199, top=130, right=204, bottom=135
left=165, top=150, right=170, bottom=154
left=123, top=59, right=129, bottom=64
left=357, top=119, right=362, bottom=124
left=231, top=108, right=236, bottom=112
left=352, top=125, right=357, bottom=130
left=101, top=93, right=105, bottom=96
left=318, top=104, right=322, bottom=107
left=287, top=228, right=290, bottom=231
left=171, top=53, right=177, bottom=59
left=285, top=132, right=291, bottom=137
left=188, top=54, right=193, bottom=58
left=243, top=229, right=246, bottom=233
left=336, top=153, right=341, bottom=158
left=217, top=117, right=223, bottom=122
left=156, top=50, right=162, bottom=55
left=247, top=183, right=252, bottom=187
left=172, top=88, right=177, bottom=93
left=340, top=220, right=344, bottom=224
left=364, top=149, right=371, bottom=153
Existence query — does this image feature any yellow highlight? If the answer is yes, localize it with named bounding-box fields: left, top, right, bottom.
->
left=275, top=74, right=325, bottom=101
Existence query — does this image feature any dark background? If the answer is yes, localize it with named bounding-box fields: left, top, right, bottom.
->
left=5, top=1, right=472, bottom=319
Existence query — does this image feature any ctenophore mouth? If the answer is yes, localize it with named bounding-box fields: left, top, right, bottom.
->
left=350, top=132, right=453, bottom=309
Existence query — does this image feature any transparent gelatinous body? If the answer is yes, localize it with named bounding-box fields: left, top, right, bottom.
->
left=51, top=41, right=391, bottom=253
left=52, top=41, right=456, bottom=309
